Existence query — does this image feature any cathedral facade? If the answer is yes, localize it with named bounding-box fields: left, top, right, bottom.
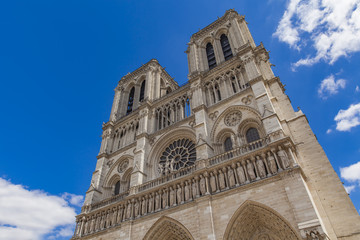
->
left=72, top=10, right=360, bottom=240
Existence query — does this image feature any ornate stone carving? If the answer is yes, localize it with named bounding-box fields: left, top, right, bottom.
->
left=267, top=152, right=277, bottom=174
left=236, top=162, right=246, bottom=184
left=256, top=156, right=266, bottom=178
left=246, top=160, right=256, bottom=181
left=118, top=160, right=129, bottom=173
left=209, top=111, right=219, bottom=121
left=277, top=146, right=290, bottom=169
left=241, top=95, right=253, bottom=105
left=224, top=111, right=242, bottom=126
left=159, top=139, right=197, bottom=174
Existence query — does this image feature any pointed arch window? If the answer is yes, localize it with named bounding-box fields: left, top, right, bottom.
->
left=220, top=34, right=233, bottom=60
left=114, top=180, right=120, bottom=195
left=246, top=128, right=260, bottom=143
left=139, top=80, right=146, bottom=102
left=126, top=87, right=135, bottom=114
left=224, top=137, right=233, bottom=152
left=206, top=43, right=217, bottom=69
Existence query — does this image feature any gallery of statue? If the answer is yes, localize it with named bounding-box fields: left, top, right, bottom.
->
left=72, top=10, right=360, bottom=240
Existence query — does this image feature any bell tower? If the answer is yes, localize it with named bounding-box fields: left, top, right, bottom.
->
left=74, top=10, right=360, bottom=240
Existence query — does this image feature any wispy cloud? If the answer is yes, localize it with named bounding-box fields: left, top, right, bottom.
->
left=334, top=103, right=360, bottom=131
left=0, top=178, right=82, bottom=240
left=274, top=0, right=360, bottom=69
left=318, top=75, right=346, bottom=99
left=340, top=161, right=360, bottom=194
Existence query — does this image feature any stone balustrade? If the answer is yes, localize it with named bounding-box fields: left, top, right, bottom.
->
left=73, top=130, right=297, bottom=239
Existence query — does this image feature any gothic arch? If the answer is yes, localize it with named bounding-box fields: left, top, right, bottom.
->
left=223, top=200, right=301, bottom=240
left=238, top=118, right=266, bottom=140
left=103, top=155, right=133, bottom=188
left=146, top=127, right=196, bottom=179
left=210, top=105, right=261, bottom=142
left=214, top=27, right=230, bottom=39
left=143, top=216, right=194, bottom=240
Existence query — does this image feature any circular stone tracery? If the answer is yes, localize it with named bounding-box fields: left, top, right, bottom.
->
left=224, top=111, right=242, bottom=126
left=159, top=138, right=196, bottom=173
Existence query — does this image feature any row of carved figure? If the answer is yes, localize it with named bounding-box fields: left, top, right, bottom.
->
left=75, top=145, right=293, bottom=237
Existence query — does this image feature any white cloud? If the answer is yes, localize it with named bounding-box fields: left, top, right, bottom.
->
left=274, top=0, right=360, bottom=69
left=0, top=178, right=82, bottom=240
left=326, top=129, right=332, bottom=134
left=356, top=86, right=360, bottom=92
left=340, top=161, right=360, bottom=182
left=334, top=103, right=360, bottom=131
left=62, top=193, right=84, bottom=207
left=318, top=75, right=346, bottom=99
left=344, top=185, right=356, bottom=194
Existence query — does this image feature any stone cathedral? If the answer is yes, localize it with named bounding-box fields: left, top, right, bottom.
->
left=72, top=10, right=360, bottom=240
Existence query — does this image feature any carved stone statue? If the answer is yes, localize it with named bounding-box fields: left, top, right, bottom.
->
left=155, top=192, right=161, bottom=211
left=236, top=162, right=246, bottom=184
left=106, top=209, right=111, bottom=228
left=141, top=197, right=146, bottom=215
left=176, top=184, right=182, bottom=204
left=227, top=166, right=236, bottom=187
left=192, top=179, right=197, bottom=198
left=95, top=213, right=100, bottom=231
left=84, top=218, right=89, bottom=234
left=126, top=201, right=132, bottom=219
left=158, top=163, right=164, bottom=174
left=134, top=200, right=139, bottom=217
left=210, top=172, right=217, bottom=193
left=100, top=213, right=105, bottom=229
left=184, top=181, right=190, bottom=201
left=246, top=160, right=256, bottom=181
left=306, top=230, right=323, bottom=240
left=267, top=152, right=277, bottom=174
left=278, top=146, right=290, bottom=169
left=148, top=194, right=154, bottom=213
left=218, top=169, right=226, bottom=190
left=116, top=206, right=123, bottom=223
left=90, top=216, right=95, bottom=233
left=169, top=186, right=175, bottom=206
left=199, top=175, right=206, bottom=195
left=162, top=190, right=168, bottom=208
left=111, top=207, right=117, bottom=226
left=256, top=156, right=266, bottom=178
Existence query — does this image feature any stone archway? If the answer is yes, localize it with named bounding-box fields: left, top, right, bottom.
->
left=223, top=201, right=302, bottom=240
left=143, top=216, right=194, bottom=240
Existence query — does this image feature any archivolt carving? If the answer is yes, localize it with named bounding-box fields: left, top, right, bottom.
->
left=143, top=216, right=194, bottom=240
left=223, top=200, right=301, bottom=240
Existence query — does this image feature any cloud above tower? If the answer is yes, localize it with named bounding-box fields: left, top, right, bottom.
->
left=274, top=0, right=360, bottom=69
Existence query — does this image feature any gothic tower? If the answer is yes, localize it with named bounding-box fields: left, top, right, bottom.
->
left=73, top=10, right=360, bottom=240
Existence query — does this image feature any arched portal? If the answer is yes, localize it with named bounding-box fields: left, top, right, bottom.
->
left=223, top=201, right=301, bottom=240
left=143, top=216, right=194, bottom=240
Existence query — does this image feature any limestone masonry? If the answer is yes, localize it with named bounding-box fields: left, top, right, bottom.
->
left=72, top=9, right=360, bottom=240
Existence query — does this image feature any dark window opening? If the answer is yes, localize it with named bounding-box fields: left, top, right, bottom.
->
left=126, top=87, right=135, bottom=114
left=206, top=43, right=217, bottom=69
left=220, top=34, right=233, bottom=60
left=246, top=128, right=260, bottom=143
left=224, top=137, right=233, bottom=152
left=114, top=181, right=120, bottom=195
left=139, top=80, right=146, bottom=102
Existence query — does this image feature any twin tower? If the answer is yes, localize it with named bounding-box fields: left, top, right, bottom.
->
left=73, top=10, right=360, bottom=240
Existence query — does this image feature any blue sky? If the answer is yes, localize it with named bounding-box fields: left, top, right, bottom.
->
left=0, top=0, right=359, bottom=239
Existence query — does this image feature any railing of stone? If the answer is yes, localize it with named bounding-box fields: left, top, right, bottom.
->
left=90, top=191, right=130, bottom=211
left=73, top=131, right=296, bottom=239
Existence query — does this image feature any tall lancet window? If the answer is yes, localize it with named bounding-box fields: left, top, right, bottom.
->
left=224, top=137, right=233, bottom=152
left=220, top=34, right=233, bottom=60
left=139, top=80, right=146, bottom=102
left=114, top=180, right=120, bottom=195
left=206, top=43, right=217, bottom=69
left=126, top=87, right=135, bottom=114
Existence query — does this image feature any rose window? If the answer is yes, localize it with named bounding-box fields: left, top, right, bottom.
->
left=159, top=138, right=196, bottom=173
